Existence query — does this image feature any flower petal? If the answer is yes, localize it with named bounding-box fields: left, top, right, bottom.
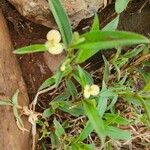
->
left=90, top=84, right=100, bottom=96
left=47, top=30, right=61, bottom=44
left=84, top=85, right=91, bottom=99
left=48, top=43, right=64, bottom=55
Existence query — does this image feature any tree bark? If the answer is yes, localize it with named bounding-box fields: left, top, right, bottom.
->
left=0, top=10, right=31, bottom=150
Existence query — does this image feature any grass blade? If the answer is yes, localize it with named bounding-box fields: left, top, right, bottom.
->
left=13, top=44, right=46, bottom=54
left=48, top=0, right=72, bottom=47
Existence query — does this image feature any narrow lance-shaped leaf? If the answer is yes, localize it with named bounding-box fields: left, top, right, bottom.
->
left=13, top=44, right=46, bottom=54
left=91, top=14, right=100, bottom=31
left=106, top=126, right=131, bottom=140
left=53, top=118, right=65, bottom=138
left=75, top=31, right=150, bottom=63
left=77, top=120, right=93, bottom=141
left=66, top=79, right=78, bottom=99
left=115, top=0, right=130, bottom=14
left=76, top=66, right=93, bottom=87
left=103, top=56, right=110, bottom=84
left=83, top=99, right=106, bottom=143
left=102, top=15, right=120, bottom=31
left=123, top=44, right=145, bottom=59
left=39, top=76, right=55, bottom=90
left=48, top=0, right=72, bottom=47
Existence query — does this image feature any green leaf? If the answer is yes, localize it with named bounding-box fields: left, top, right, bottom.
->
left=55, top=70, right=63, bottom=86
left=74, top=66, right=93, bottom=87
left=106, top=126, right=131, bottom=140
left=123, top=44, right=145, bottom=59
left=106, top=95, right=118, bottom=110
left=66, top=79, right=78, bottom=99
left=104, top=113, right=130, bottom=125
left=83, top=99, right=105, bottom=143
left=145, top=99, right=150, bottom=120
left=91, top=14, right=100, bottom=31
left=12, top=90, right=19, bottom=105
left=71, top=143, right=81, bottom=150
left=115, top=0, right=130, bottom=14
left=53, top=118, right=65, bottom=138
left=71, top=142, right=95, bottom=150
left=13, top=44, right=46, bottom=54
left=51, top=91, right=70, bottom=103
left=144, top=80, right=150, bottom=92
left=103, top=56, right=110, bottom=84
left=0, top=99, right=12, bottom=106
left=75, top=31, right=150, bottom=63
left=59, top=101, right=85, bottom=117
left=102, top=15, right=119, bottom=31
left=41, top=142, right=47, bottom=150
left=48, top=0, right=72, bottom=47
left=39, top=76, right=55, bottom=90
left=50, top=133, right=59, bottom=149
left=77, top=121, right=93, bottom=141
left=97, top=96, right=108, bottom=117
left=43, top=108, right=55, bottom=118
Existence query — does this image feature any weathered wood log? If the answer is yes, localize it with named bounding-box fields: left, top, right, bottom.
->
left=0, top=10, right=31, bottom=150
left=7, top=0, right=105, bottom=28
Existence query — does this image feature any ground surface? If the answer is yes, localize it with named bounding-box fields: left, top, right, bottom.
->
left=1, top=0, right=150, bottom=149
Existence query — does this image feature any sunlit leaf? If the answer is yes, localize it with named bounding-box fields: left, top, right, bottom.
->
left=74, top=66, right=93, bottom=87
left=115, top=0, right=130, bottom=14
left=83, top=99, right=105, bottom=142
left=106, top=126, right=131, bottom=140
left=102, top=15, right=119, bottom=31
left=39, top=76, right=55, bottom=90
left=14, top=44, right=46, bottom=54
left=104, top=113, right=130, bottom=125
left=75, top=31, right=149, bottom=63
left=43, top=108, right=55, bottom=118
left=91, top=14, right=100, bottom=31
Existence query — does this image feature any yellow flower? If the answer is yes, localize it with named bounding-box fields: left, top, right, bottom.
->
left=84, top=84, right=99, bottom=99
left=84, top=85, right=91, bottom=99
left=90, top=84, right=100, bottom=96
left=45, top=41, right=63, bottom=55
left=45, top=30, right=63, bottom=55
left=46, top=29, right=61, bottom=44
